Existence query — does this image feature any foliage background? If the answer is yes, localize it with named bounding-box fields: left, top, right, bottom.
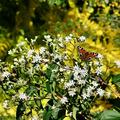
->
left=0, top=0, right=120, bottom=119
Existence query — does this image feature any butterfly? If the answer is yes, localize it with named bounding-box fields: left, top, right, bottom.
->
left=78, top=46, right=98, bottom=61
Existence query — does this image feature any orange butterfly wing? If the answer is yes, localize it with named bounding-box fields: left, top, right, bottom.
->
left=78, top=46, right=86, bottom=55
left=78, top=46, right=98, bottom=61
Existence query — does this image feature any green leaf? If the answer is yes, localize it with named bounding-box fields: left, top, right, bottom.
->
left=46, top=63, right=58, bottom=80
left=112, top=74, right=120, bottom=90
left=16, top=100, right=26, bottom=120
left=52, top=107, right=60, bottom=119
left=46, top=63, right=58, bottom=93
left=46, top=81, right=52, bottom=93
left=98, top=110, right=120, bottom=120
left=73, top=106, right=78, bottom=120
left=43, top=109, right=52, bottom=120
left=112, top=74, right=120, bottom=83
left=108, top=99, right=120, bottom=112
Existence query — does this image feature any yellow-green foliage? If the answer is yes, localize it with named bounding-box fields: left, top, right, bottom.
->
left=0, top=0, right=119, bottom=118
left=48, top=0, right=120, bottom=76
left=0, top=39, right=11, bottom=59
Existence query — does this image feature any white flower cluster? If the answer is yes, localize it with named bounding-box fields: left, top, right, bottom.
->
left=3, top=100, right=9, bottom=109
left=73, top=65, right=87, bottom=81
left=60, top=96, right=68, bottom=104
left=2, top=71, right=11, bottom=78
left=19, top=93, right=27, bottom=100
left=60, top=60, right=105, bottom=116
left=78, top=36, right=86, bottom=41
left=0, top=34, right=108, bottom=119
left=65, top=34, right=73, bottom=42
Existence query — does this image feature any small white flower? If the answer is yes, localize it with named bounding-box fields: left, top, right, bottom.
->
left=58, top=37, right=63, bottom=42
left=96, top=67, right=102, bottom=75
left=69, top=34, right=73, bottom=37
left=19, top=93, right=27, bottom=100
left=69, top=80, right=75, bottom=86
left=79, top=69, right=87, bottom=77
left=69, top=112, right=73, bottom=117
left=19, top=56, right=26, bottom=63
left=73, top=72, right=79, bottom=80
left=44, top=35, right=50, bottom=39
left=27, top=49, right=34, bottom=58
left=17, top=42, right=25, bottom=47
left=97, top=88, right=104, bottom=97
left=31, top=36, right=38, bottom=44
left=78, top=79, right=86, bottom=85
left=68, top=90, right=76, bottom=97
left=58, top=43, right=64, bottom=48
left=105, top=0, right=109, bottom=4
left=2, top=71, right=11, bottom=78
left=87, top=86, right=94, bottom=95
left=60, top=68, right=64, bottom=72
left=8, top=49, right=16, bottom=55
left=91, top=81, right=98, bottom=87
left=54, top=54, right=62, bottom=61
left=79, top=36, right=86, bottom=41
left=32, top=116, right=38, bottom=120
left=3, top=100, right=9, bottom=109
left=32, top=54, right=41, bottom=63
left=60, top=78, right=64, bottom=82
left=8, top=50, right=13, bottom=55
left=82, top=92, right=88, bottom=99
left=60, top=96, right=68, bottom=104
left=31, top=39, right=37, bottom=44
left=64, top=80, right=75, bottom=89
left=64, top=83, right=69, bottom=89
left=40, top=47, right=46, bottom=54
left=44, top=35, right=52, bottom=42
left=52, top=105, right=56, bottom=109
left=114, top=60, right=120, bottom=68
left=97, top=54, right=103, bottom=59
left=94, top=61, right=100, bottom=66
left=42, top=59, right=49, bottom=63
left=14, top=58, right=18, bottom=62
left=65, top=36, right=72, bottom=42
left=73, top=65, right=80, bottom=71
left=64, top=66, right=70, bottom=70
left=73, top=65, right=83, bottom=79
left=14, top=58, right=19, bottom=66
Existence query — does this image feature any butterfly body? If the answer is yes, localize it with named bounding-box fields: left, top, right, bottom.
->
left=78, top=46, right=98, bottom=61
